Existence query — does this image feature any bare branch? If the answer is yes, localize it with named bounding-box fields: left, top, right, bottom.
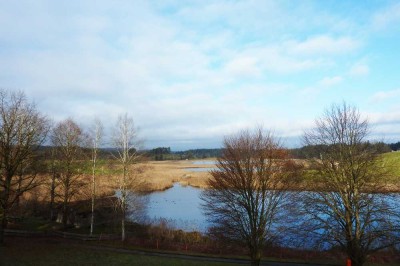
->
left=201, top=127, right=300, bottom=266
left=111, top=113, right=145, bottom=241
left=300, top=102, right=400, bottom=266
left=0, top=89, right=49, bottom=243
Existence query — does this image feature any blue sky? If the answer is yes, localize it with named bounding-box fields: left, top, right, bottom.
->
left=1, top=1, right=400, bottom=150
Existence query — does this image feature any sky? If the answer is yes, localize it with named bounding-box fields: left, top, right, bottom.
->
left=1, top=0, right=400, bottom=150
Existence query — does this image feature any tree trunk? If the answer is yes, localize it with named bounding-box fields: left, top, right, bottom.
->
left=250, top=247, right=261, bottom=266
left=0, top=207, right=8, bottom=244
left=90, top=187, right=95, bottom=235
left=121, top=163, right=127, bottom=242
left=121, top=215, right=125, bottom=242
left=347, top=239, right=366, bottom=266
left=350, top=252, right=365, bottom=266
left=1, top=181, right=10, bottom=244
left=62, top=189, right=68, bottom=228
left=90, top=170, right=95, bottom=235
left=251, top=257, right=260, bottom=266
left=49, top=173, right=56, bottom=221
left=121, top=192, right=126, bottom=242
left=0, top=226, right=4, bottom=244
left=351, top=258, right=364, bottom=266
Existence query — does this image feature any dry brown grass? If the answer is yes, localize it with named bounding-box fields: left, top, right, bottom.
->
left=19, top=157, right=400, bottom=209
left=69, top=159, right=216, bottom=196
left=18, top=159, right=215, bottom=207
left=137, top=160, right=215, bottom=191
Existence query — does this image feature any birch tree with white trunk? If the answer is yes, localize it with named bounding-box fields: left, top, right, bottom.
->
left=112, top=113, right=142, bottom=242
left=89, top=118, right=103, bottom=236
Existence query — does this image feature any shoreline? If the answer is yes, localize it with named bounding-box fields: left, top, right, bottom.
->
left=131, top=159, right=400, bottom=194
left=27, top=158, right=398, bottom=203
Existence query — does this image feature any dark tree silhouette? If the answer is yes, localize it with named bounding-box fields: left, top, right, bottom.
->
left=51, top=119, right=87, bottom=229
left=0, top=90, right=49, bottom=243
left=301, top=102, right=400, bottom=266
left=202, top=128, right=300, bottom=266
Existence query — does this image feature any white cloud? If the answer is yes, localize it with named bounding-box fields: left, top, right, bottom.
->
left=318, top=76, right=343, bottom=87
left=370, top=89, right=400, bottom=103
left=0, top=1, right=398, bottom=149
left=365, top=109, right=400, bottom=141
left=286, top=35, right=361, bottom=56
left=229, top=46, right=328, bottom=74
left=299, top=76, right=343, bottom=96
left=349, top=63, right=369, bottom=77
left=372, top=2, right=400, bottom=30
left=261, top=51, right=325, bottom=73
left=224, top=56, right=260, bottom=78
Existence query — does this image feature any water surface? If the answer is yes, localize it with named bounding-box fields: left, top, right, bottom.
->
left=135, top=184, right=400, bottom=249
left=145, top=183, right=208, bottom=232
left=184, top=167, right=216, bottom=172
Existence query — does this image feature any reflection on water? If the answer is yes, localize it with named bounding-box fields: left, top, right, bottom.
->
left=130, top=184, right=400, bottom=250
left=144, top=183, right=208, bottom=232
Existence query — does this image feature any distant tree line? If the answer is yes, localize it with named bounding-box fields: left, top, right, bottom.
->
left=174, top=148, right=222, bottom=159
left=147, top=148, right=222, bottom=160
left=290, top=141, right=394, bottom=159
left=148, top=142, right=400, bottom=161
left=147, top=147, right=171, bottom=160
left=389, top=141, right=400, bottom=151
left=40, top=141, right=400, bottom=162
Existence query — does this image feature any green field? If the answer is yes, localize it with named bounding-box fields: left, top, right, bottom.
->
left=301, top=152, right=400, bottom=186
left=380, top=151, right=400, bottom=180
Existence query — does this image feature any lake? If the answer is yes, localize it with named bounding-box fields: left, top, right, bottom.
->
left=134, top=183, right=400, bottom=249
left=145, top=183, right=208, bottom=232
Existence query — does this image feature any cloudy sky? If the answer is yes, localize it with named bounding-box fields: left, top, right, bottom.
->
left=1, top=1, right=400, bottom=150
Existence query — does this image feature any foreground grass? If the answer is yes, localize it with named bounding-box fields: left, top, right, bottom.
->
left=0, top=237, right=240, bottom=266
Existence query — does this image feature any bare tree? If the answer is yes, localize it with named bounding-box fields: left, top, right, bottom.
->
left=0, top=90, right=49, bottom=243
left=51, top=119, right=87, bottom=229
left=301, top=102, right=400, bottom=266
left=48, top=144, right=60, bottom=221
left=89, top=118, right=103, bottom=235
left=112, top=113, right=143, bottom=241
left=201, top=128, right=299, bottom=266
